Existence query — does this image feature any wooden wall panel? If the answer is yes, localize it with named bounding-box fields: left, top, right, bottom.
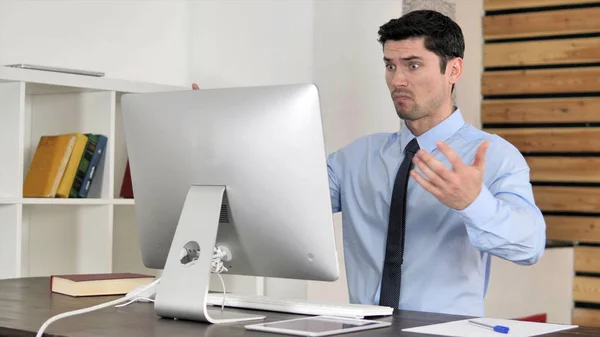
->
left=483, top=7, right=600, bottom=40
left=575, top=246, right=600, bottom=273
left=526, top=157, right=600, bottom=182
left=534, top=186, right=600, bottom=213
left=573, top=308, right=600, bottom=328
left=483, top=1, right=600, bottom=323
left=482, top=68, right=600, bottom=96
left=482, top=98, right=600, bottom=124
left=484, top=37, right=600, bottom=67
left=485, top=0, right=600, bottom=11
left=484, top=128, right=600, bottom=152
left=573, top=276, right=600, bottom=303
left=546, top=216, right=600, bottom=242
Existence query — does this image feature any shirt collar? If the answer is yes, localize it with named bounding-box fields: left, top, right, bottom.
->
left=399, top=107, right=465, bottom=153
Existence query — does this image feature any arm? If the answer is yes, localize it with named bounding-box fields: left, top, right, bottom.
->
left=410, top=139, right=545, bottom=266
left=456, top=168, right=546, bottom=265
left=328, top=153, right=342, bottom=213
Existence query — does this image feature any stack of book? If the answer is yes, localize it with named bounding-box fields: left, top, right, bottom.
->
left=23, top=133, right=108, bottom=198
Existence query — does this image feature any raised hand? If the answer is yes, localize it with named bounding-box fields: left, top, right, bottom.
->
left=410, top=140, right=490, bottom=210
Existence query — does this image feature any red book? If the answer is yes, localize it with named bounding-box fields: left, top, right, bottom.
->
left=119, top=160, right=134, bottom=198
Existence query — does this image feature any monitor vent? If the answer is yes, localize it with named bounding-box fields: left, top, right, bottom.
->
left=219, top=204, right=230, bottom=224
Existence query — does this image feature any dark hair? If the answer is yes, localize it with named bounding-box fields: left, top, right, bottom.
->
left=378, top=10, right=464, bottom=74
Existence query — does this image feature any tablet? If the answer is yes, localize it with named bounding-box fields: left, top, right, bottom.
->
left=244, top=315, right=392, bottom=336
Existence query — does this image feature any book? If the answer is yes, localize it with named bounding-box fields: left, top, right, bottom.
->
left=79, top=134, right=107, bottom=198
left=50, top=272, right=154, bottom=297
left=23, top=134, right=77, bottom=197
left=56, top=133, right=88, bottom=198
left=69, top=135, right=96, bottom=198
left=70, top=134, right=107, bottom=198
left=119, top=159, right=134, bottom=198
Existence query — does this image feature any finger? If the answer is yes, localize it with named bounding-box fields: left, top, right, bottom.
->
left=472, top=141, right=490, bottom=170
left=414, top=149, right=455, bottom=182
left=192, top=83, right=200, bottom=90
left=436, top=141, right=466, bottom=170
left=413, top=156, right=448, bottom=190
left=410, top=170, right=443, bottom=199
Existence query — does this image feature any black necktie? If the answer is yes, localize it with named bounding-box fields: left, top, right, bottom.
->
left=379, top=137, right=420, bottom=310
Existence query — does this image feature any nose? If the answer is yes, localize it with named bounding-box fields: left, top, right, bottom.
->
left=391, top=69, right=408, bottom=88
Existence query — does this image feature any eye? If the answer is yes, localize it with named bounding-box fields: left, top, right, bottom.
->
left=385, top=64, right=396, bottom=71
left=409, top=63, right=420, bottom=69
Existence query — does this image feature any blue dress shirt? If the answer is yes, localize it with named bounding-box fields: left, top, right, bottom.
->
left=327, top=108, right=546, bottom=317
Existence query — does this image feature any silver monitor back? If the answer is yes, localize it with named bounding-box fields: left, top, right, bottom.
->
left=121, top=83, right=339, bottom=282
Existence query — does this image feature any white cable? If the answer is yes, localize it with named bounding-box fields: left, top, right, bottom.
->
left=114, top=246, right=230, bottom=310
left=212, top=246, right=229, bottom=311
left=211, top=246, right=229, bottom=273
left=36, top=277, right=161, bottom=337
left=215, top=272, right=227, bottom=311
left=115, top=297, right=155, bottom=308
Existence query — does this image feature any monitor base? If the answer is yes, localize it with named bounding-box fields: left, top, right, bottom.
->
left=154, top=185, right=266, bottom=324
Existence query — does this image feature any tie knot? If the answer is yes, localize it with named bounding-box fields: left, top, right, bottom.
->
left=404, top=138, right=420, bottom=155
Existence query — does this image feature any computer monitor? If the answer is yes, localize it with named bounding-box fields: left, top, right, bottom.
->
left=120, top=83, right=339, bottom=324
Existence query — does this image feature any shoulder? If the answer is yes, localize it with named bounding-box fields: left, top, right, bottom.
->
left=327, top=132, right=396, bottom=166
left=460, top=124, right=521, bottom=155
left=456, top=124, right=529, bottom=178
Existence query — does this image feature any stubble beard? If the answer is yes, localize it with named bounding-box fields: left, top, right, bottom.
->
left=394, top=93, right=446, bottom=122
left=395, top=102, right=422, bottom=121
left=392, top=88, right=424, bottom=121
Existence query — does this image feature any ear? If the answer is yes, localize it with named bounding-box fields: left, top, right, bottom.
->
left=448, top=57, right=463, bottom=86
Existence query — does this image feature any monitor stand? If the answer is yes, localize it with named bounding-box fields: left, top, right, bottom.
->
left=153, top=185, right=266, bottom=323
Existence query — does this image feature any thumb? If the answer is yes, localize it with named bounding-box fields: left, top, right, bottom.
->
left=192, top=83, right=200, bottom=90
left=472, top=141, right=489, bottom=170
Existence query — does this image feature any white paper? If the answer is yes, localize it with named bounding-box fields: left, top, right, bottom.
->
left=402, top=318, right=578, bottom=337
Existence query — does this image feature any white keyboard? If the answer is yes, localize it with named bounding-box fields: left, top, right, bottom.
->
left=205, top=293, right=393, bottom=318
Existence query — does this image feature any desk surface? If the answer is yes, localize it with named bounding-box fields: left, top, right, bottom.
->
left=0, top=277, right=598, bottom=337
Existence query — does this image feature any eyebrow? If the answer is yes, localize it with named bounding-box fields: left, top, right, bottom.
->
left=383, top=55, right=423, bottom=62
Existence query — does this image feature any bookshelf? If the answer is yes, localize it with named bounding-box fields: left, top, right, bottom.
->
left=0, top=65, right=185, bottom=280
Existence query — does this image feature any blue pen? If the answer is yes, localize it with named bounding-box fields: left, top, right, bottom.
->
left=468, top=320, right=510, bottom=334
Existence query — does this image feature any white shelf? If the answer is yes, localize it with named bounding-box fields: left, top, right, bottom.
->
left=0, top=198, right=19, bottom=205
left=113, top=198, right=135, bottom=205
left=1, top=198, right=135, bottom=205
left=0, top=67, right=180, bottom=279
left=22, top=198, right=111, bottom=205
left=0, top=66, right=184, bottom=94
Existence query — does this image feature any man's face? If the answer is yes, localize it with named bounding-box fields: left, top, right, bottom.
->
left=383, top=37, right=456, bottom=121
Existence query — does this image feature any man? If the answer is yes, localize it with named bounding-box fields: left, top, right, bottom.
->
left=326, top=10, right=545, bottom=317
left=192, top=9, right=546, bottom=317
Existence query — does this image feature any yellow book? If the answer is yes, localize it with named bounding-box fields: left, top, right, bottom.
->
left=23, top=134, right=77, bottom=198
left=56, top=133, right=89, bottom=198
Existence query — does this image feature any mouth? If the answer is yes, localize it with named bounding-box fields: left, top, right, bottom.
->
left=393, top=95, right=413, bottom=101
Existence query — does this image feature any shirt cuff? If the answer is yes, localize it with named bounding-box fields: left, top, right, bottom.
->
left=456, top=185, right=498, bottom=226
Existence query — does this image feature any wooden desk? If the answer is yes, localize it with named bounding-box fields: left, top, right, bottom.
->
left=0, top=277, right=598, bottom=337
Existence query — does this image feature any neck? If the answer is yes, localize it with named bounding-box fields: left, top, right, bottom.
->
left=405, top=100, right=455, bottom=137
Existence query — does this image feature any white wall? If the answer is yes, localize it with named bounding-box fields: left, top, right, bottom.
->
left=0, top=0, right=190, bottom=87
left=313, top=0, right=403, bottom=152
left=453, top=0, right=483, bottom=128
left=188, top=0, right=313, bottom=89
left=485, top=249, right=574, bottom=324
